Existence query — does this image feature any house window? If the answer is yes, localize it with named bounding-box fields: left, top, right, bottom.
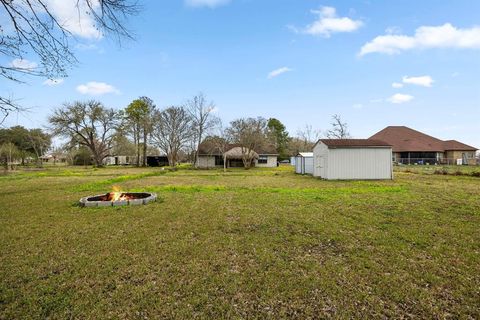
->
left=258, top=155, right=268, bottom=164
left=215, top=155, right=224, bottom=166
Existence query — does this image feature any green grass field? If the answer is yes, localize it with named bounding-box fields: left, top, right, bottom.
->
left=1, top=165, right=479, bottom=318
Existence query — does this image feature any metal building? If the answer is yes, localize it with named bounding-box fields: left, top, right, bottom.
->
left=295, top=152, right=314, bottom=175
left=313, top=139, right=393, bottom=180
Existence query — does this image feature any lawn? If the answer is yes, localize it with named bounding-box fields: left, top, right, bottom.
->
left=1, top=165, right=479, bottom=318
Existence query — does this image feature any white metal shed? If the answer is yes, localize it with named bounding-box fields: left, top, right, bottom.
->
left=313, top=139, right=393, bottom=180
left=295, top=152, right=314, bottom=175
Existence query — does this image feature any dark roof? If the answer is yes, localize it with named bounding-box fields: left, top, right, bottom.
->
left=369, top=126, right=477, bottom=152
left=318, top=139, right=391, bottom=148
left=443, top=140, right=477, bottom=151
left=198, top=141, right=278, bottom=155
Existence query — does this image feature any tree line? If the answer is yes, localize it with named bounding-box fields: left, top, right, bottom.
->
left=46, top=94, right=350, bottom=168
left=0, top=93, right=350, bottom=169
left=0, top=126, right=51, bottom=170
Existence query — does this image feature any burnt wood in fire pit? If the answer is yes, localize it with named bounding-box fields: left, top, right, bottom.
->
left=79, top=192, right=157, bottom=207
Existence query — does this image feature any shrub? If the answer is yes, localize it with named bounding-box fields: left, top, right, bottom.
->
left=471, top=171, right=480, bottom=177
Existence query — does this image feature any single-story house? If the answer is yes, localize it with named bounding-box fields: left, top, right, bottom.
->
left=40, top=153, right=67, bottom=163
left=197, top=142, right=278, bottom=168
left=104, top=155, right=135, bottom=166
left=370, top=126, right=478, bottom=165
left=313, top=139, right=393, bottom=180
left=295, top=152, right=314, bottom=175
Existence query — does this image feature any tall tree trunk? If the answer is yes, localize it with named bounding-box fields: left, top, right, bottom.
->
left=194, top=129, right=202, bottom=167
left=136, top=129, right=140, bottom=166
left=143, top=130, right=147, bottom=167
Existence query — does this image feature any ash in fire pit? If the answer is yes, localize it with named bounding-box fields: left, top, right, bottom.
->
left=80, top=189, right=157, bottom=207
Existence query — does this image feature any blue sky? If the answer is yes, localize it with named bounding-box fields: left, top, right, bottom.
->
left=1, top=0, right=479, bottom=147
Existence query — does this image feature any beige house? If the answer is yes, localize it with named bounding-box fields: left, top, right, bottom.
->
left=197, top=141, right=278, bottom=168
left=370, top=126, right=478, bottom=165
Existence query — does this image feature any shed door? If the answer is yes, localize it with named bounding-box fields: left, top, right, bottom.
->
left=316, top=156, right=325, bottom=177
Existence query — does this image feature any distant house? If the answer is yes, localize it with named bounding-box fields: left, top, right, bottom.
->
left=313, top=139, right=393, bottom=180
left=370, top=126, right=478, bottom=165
left=104, top=155, right=134, bottom=166
left=40, top=153, right=67, bottom=163
left=197, top=142, right=278, bottom=168
left=294, top=152, right=313, bottom=175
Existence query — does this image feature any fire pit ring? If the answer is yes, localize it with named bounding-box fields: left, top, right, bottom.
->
left=80, top=192, right=157, bottom=207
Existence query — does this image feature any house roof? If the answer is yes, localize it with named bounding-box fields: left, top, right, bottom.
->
left=224, top=147, right=258, bottom=159
left=369, top=126, right=477, bottom=152
left=318, top=139, right=391, bottom=148
left=198, top=141, right=278, bottom=156
left=442, top=140, right=478, bottom=151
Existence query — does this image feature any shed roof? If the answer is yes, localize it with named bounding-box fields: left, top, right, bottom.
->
left=369, top=126, right=477, bottom=152
left=296, top=152, right=313, bottom=157
left=318, top=139, right=391, bottom=148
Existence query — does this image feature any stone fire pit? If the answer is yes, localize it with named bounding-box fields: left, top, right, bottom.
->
left=80, top=192, right=157, bottom=207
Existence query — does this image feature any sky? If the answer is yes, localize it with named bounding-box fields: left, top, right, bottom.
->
left=1, top=0, right=480, bottom=148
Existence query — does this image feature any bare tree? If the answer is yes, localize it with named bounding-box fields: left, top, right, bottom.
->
left=48, top=100, right=120, bottom=167
left=151, top=106, right=193, bottom=167
left=296, top=124, right=322, bottom=151
left=325, top=114, right=350, bottom=139
left=210, top=122, right=231, bottom=172
left=186, top=93, right=219, bottom=166
left=0, top=0, right=138, bottom=123
left=227, top=117, right=267, bottom=169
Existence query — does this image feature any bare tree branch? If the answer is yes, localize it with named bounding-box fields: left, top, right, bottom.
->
left=0, top=0, right=138, bottom=123
left=325, top=114, right=350, bottom=139
left=186, top=93, right=219, bottom=166
left=151, top=106, right=193, bottom=167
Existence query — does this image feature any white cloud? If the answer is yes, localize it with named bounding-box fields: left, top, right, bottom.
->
left=402, top=75, right=434, bottom=87
left=352, top=103, right=363, bottom=109
left=267, top=67, right=292, bottom=79
left=388, top=93, right=414, bottom=104
left=43, top=78, right=64, bottom=86
left=44, top=0, right=102, bottom=39
left=185, top=0, right=230, bottom=8
left=360, top=23, right=480, bottom=56
left=76, top=82, right=120, bottom=95
left=385, top=26, right=402, bottom=35
left=392, top=82, right=404, bottom=88
left=301, top=6, right=363, bottom=37
left=10, top=58, right=37, bottom=70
